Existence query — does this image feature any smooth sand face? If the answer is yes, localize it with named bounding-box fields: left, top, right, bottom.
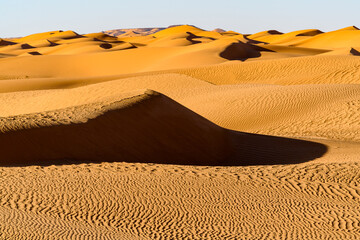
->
left=0, top=25, right=360, bottom=239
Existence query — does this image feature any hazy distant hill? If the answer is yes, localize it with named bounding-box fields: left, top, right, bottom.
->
left=103, top=25, right=215, bottom=37
left=103, top=28, right=166, bottom=37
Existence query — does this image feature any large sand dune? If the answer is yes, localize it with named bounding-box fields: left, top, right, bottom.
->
left=0, top=89, right=326, bottom=166
left=0, top=25, right=360, bottom=239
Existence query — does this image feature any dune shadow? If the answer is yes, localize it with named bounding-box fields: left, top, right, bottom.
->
left=185, top=32, right=203, bottom=44
left=220, top=41, right=274, bottom=61
left=21, top=43, right=35, bottom=49
left=28, top=51, right=42, bottom=56
left=243, top=35, right=267, bottom=45
left=222, top=131, right=327, bottom=166
left=63, top=33, right=85, bottom=40
left=0, top=91, right=327, bottom=167
left=0, top=39, right=16, bottom=46
left=350, top=26, right=359, bottom=30
left=350, top=48, right=360, bottom=56
left=47, top=40, right=59, bottom=47
left=99, top=43, right=113, bottom=49
left=1, top=130, right=327, bottom=168
left=296, top=29, right=323, bottom=36
left=267, top=30, right=283, bottom=35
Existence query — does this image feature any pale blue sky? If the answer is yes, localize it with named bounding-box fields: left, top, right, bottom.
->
left=0, top=0, right=359, bottom=37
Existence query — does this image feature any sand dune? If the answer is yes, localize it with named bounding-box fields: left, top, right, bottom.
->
left=333, top=25, right=359, bottom=31
left=173, top=55, right=360, bottom=85
left=0, top=90, right=227, bottom=166
left=248, top=29, right=284, bottom=39
left=0, top=25, right=360, bottom=239
left=0, top=89, right=327, bottom=166
left=248, top=29, right=322, bottom=45
left=294, top=29, right=360, bottom=49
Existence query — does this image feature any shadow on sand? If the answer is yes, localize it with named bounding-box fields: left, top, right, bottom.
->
left=220, top=41, right=274, bottom=61
left=0, top=91, right=327, bottom=167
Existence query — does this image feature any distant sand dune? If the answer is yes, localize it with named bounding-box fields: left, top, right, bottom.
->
left=0, top=39, right=16, bottom=46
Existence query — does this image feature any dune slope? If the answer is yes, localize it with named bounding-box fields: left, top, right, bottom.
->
left=0, top=89, right=326, bottom=166
left=0, top=90, right=227, bottom=166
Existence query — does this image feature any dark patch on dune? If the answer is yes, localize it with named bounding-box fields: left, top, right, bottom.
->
left=0, top=91, right=327, bottom=167
left=129, top=43, right=143, bottom=47
left=28, top=51, right=41, bottom=55
left=0, top=39, right=16, bottom=46
left=126, top=44, right=138, bottom=49
left=99, top=43, right=113, bottom=49
left=226, top=132, right=327, bottom=166
left=220, top=41, right=275, bottom=61
left=109, top=40, right=126, bottom=44
left=296, top=30, right=323, bottom=36
left=350, top=48, right=360, bottom=56
left=185, top=32, right=215, bottom=44
left=62, top=32, right=85, bottom=40
left=268, top=30, right=283, bottom=35
left=21, top=43, right=35, bottom=49
left=185, top=32, right=203, bottom=44
left=47, top=40, right=59, bottom=47
left=243, top=35, right=267, bottom=44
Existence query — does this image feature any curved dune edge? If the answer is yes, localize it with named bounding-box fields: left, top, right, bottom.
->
left=0, top=90, right=326, bottom=166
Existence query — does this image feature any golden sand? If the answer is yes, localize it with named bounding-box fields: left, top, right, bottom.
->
left=0, top=25, right=360, bottom=239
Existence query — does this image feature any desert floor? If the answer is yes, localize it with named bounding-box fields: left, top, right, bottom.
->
left=0, top=25, right=360, bottom=239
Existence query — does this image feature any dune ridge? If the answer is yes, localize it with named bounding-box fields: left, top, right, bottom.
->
left=0, top=90, right=227, bottom=166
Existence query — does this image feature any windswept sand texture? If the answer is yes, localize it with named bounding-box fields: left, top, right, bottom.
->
left=0, top=25, right=360, bottom=239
